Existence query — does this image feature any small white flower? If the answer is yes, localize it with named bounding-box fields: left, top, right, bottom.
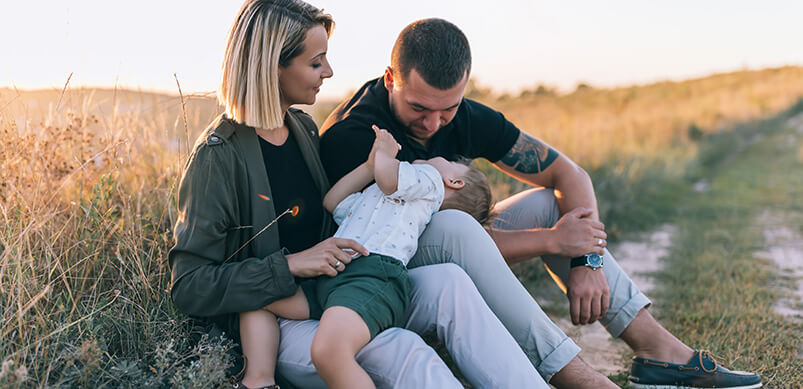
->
left=15, top=365, right=28, bottom=382
left=0, top=360, right=13, bottom=378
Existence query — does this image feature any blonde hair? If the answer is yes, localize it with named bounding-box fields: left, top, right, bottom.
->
left=440, top=161, right=496, bottom=227
left=218, top=0, right=333, bottom=129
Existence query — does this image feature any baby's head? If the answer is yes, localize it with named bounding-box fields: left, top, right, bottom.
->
left=414, top=157, right=495, bottom=226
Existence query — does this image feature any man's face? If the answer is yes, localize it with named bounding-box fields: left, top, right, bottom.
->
left=385, top=67, right=468, bottom=144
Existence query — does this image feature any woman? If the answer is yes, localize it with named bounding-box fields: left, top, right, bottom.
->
left=168, top=1, right=542, bottom=388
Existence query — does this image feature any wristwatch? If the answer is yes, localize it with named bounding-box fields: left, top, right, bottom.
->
left=570, top=253, right=604, bottom=271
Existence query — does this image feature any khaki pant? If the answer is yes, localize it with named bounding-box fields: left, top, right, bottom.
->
left=275, top=188, right=648, bottom=387
left=409, top=187, right=651, bottom=381
left=277, top=263, right=547, bottom=388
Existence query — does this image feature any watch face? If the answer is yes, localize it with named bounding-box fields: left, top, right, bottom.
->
left=587, top=254, right=603, bottom=268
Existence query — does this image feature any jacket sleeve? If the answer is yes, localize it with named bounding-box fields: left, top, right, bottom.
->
left=168, top=143, right=297, bottom=317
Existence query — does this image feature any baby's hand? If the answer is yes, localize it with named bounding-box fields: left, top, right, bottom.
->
left=372, top=124, right=401, bottom=159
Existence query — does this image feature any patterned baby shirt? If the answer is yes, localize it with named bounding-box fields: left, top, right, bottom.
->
left=332, top=162, right=444, bottom=265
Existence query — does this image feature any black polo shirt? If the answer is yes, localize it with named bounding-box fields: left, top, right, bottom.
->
left=319, top=77, right=520, bottom=184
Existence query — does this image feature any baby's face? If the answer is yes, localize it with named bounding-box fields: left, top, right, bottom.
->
left=413, top=157, right=470, bottom=181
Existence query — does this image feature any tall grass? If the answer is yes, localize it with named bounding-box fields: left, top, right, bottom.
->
left=0, top=91, right=233, bottom=387
left=474, top=66, right=803, bottom=167
left=474, top=66, right=803, bottom=236
left=1, top=66, right=802, bottom=386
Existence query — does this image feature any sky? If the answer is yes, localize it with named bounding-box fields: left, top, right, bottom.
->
left=2, top=0, right=803, bottom=99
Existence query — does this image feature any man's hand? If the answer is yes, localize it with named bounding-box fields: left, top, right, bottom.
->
left=551, top=207, right=607, bottom=257
left=567, top=266, right=610, bottom=325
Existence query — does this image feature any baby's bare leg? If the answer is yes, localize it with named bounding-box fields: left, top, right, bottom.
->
left=239, top=287, right=310, bottom=387
left=310, top=306, right=374, bottom=389
left=239, top=310, right=280, bottom=388
left=265, top=287, right=310, bottom=320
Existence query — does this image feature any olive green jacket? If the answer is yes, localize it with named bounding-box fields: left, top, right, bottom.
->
left=168, top=109, right=336, bottom=336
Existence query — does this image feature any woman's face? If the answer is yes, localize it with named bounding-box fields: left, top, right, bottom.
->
left=279, top=25, right=333, bottom=108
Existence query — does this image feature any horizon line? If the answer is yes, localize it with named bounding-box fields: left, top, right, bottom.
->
left=4, top=64, right=801, bottom=101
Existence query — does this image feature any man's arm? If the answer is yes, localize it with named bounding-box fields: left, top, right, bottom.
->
left=489, top=131, right=606, bottom=262
left=492, top=130, right=611, bottom=325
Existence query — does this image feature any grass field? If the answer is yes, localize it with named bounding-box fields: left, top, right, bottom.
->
left=650, top=103, right=803, bottom=386
left=512, top=101, right=803, bottom=387
left=1, top=67, right=802, bottom=387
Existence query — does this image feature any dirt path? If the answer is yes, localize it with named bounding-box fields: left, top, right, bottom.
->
left=752, top=111, right=803, bottom=324
left=755, top=211, right=803, bottom=322
left=547, top=111, right=803, bottom=383
left=550, top=225, right=677, bottom=376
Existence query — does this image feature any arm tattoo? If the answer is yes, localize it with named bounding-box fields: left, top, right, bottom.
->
left=500, top=132, right=559, bottom=174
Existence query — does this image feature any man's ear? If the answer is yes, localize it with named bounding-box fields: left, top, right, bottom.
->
left=444, top=177, right=465, bottom=190
left=383, top=67, right=394, bottom=92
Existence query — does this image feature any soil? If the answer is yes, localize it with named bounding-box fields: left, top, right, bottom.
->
left=551, top=225, right=677, bottom=376
left=755, top=211, right=803, bottom=321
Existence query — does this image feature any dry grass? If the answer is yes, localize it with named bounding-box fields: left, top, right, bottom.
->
left=1, top=66, right=802, bottom=387
left=0, top=87, right=233, bottom=387
left=472, top=66, right=803, bottom=168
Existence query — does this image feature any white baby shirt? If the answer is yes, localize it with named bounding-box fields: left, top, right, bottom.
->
left=332, top=162, right=444, bottom=265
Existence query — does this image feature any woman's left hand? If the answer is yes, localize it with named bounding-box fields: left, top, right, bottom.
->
left=285, top=237, right=369, bottom=278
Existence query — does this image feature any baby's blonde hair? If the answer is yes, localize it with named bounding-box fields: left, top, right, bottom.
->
left=440, top=160, right=496, bottom=227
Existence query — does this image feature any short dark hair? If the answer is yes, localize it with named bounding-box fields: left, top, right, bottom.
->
left=390, top=18, right=471, bottom=90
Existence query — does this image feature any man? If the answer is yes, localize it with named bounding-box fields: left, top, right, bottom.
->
left=320, top=18, right=762, bottom=388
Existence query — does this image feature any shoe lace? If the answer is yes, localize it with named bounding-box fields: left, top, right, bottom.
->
left=698, top=349, right=726, bottom=373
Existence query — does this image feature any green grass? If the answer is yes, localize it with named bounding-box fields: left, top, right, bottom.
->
left=650, top=102, right=803, bottom=386
left=3, top=79, right=802, bottom=387
left=506, top=100, right=803, bottom=387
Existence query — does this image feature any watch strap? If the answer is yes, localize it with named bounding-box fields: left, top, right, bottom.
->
left=570, top=256, right=587, bottom=268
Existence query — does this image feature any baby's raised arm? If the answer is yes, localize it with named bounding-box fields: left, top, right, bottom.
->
left=371, top=125, right=401, bottom=194
left=322, top=125, right=401, bottom=211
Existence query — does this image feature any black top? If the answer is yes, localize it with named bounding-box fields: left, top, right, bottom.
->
left=319, top=77, right=521, bottom=183
left=259, top=130, right=324, bottom=253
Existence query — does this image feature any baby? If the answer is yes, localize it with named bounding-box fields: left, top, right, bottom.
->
left=236, top=126, right=494, bottom=389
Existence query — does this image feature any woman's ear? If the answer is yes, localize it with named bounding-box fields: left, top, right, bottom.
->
left=444, top=177, right=465, bottom=190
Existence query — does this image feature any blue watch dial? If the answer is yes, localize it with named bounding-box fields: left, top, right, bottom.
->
left=570, top=253, right=604, bottom=269
left=586, top=253, right=603, bottom=269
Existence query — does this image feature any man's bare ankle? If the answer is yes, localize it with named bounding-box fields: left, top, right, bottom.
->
left=621, top=308, right=695, bottom=364
left=550, top=357, right=618, bottom=389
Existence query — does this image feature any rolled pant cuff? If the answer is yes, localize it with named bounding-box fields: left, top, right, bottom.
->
left=535, top=336, right=581, bottom=382
left=605, top=291, right=652, bottom=338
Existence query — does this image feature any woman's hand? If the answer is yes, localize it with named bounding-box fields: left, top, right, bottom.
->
left=285, top=237, right=369, bottom=278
